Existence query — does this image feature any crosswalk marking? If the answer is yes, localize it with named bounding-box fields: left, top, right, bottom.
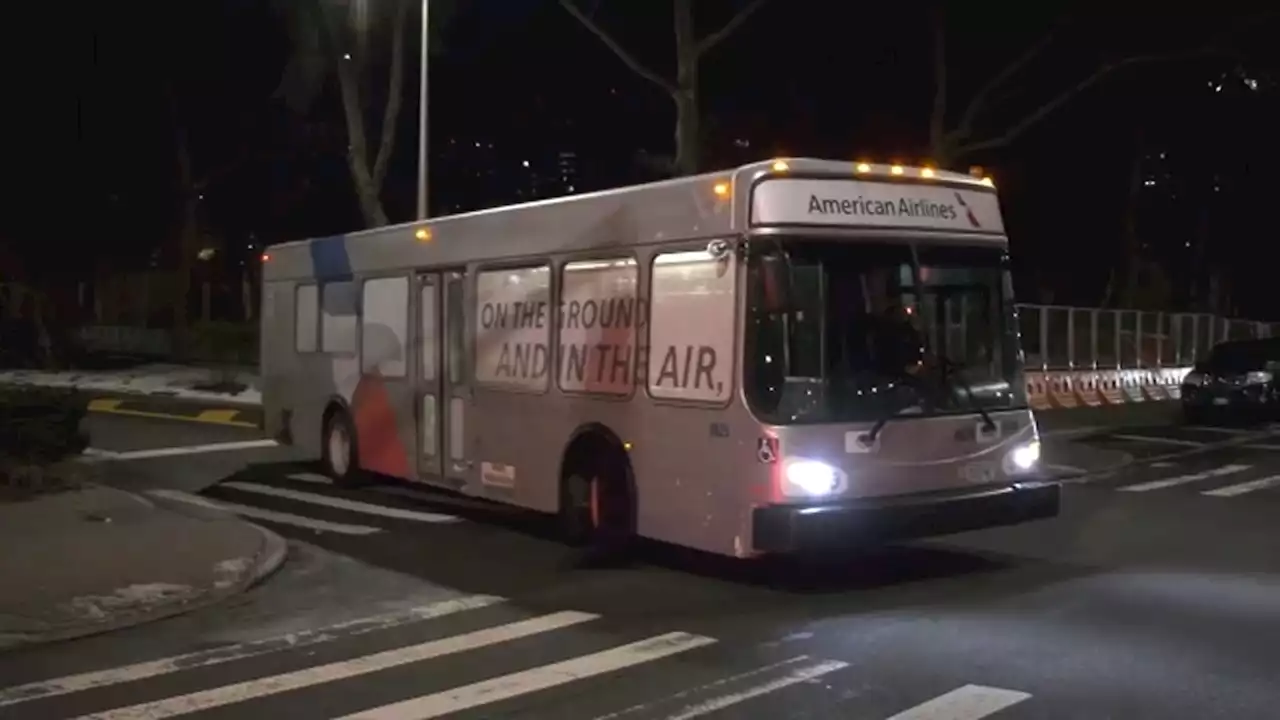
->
left=287, top=472, right=333, bottom=484
left=656, top=659, right=848, bottom=720
left=72, top=611, right=597, bottom=720
left=886, top=684, right=1031, bottom=720
left=1202, top=474, right=1280, bottom=497
left=0, top=595, right=503, bottom=708
left=1110, top=434, right=1205, bottom=447
left=147, top=489, right=382, bottom=535
left=335, top=632, right=719, bottom=720
left=219, top=481, right=460, bottom=523
left=1118, top=464, right=1251, bottom=492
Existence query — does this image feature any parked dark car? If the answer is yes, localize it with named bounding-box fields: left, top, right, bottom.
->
left=1180, top=337, right=1280, bottom=424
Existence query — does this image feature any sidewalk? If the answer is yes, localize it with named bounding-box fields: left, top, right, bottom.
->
left=0, top=482, right=286, bottom=651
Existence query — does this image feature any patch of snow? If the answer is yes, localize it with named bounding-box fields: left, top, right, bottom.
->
left=213, top=558, right=252, bottom=589
left=61, top=583, right=197, bottom=620
left=0, top=366, right=262, bottom=406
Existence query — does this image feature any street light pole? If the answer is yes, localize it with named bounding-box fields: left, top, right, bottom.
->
left=415, top=0, right=430, bottom=220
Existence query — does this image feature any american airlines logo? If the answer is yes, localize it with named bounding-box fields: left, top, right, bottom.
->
left=953, top=192, right=982, bottom=228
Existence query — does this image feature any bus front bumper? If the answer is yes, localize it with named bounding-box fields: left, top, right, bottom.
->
left=751, top=480, right=1061, bottom=554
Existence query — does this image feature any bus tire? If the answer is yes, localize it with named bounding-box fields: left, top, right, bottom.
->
left=559, top=442, right=634, bottom=557
left=322, top=408, right=366, bottom=488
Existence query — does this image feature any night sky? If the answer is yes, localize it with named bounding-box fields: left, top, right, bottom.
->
left=65, top=2, right=1280, bottom=318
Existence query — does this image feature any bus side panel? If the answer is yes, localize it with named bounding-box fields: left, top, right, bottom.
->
left=464, top=390, right=762, bottom=557
left=260, top=280, right=293, bottom=443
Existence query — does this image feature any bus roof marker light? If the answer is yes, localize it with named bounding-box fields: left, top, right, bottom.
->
left=921, top=167, right=936, bottom=178
left=855, top=162, right=871, bottom=173
left=260, top=252, right=271, bottom=262
left=981, top=176, right=995, bottom=187
left=890, top=165, right=905, bottom=175
left=771, top=159, right=789, bottom=172
left=712, top=181, right=730, bottom=197
left=415, top=227, right=432, bottom=241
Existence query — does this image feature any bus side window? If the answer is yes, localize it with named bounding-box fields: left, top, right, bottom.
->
left=295, top=283, right=318, bottom=353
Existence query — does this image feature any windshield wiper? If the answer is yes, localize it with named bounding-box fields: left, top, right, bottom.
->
left=936, top=356, right=996, bottom=432
left=865, top=370, right=936, bottom=442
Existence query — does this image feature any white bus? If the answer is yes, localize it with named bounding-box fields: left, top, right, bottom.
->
left=260, top=158, right=1059, bottom=559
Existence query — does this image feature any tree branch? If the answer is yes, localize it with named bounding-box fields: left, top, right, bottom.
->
left=695, top=0, right=771, bottom=57
left=953, top=51, right=1209, bottom=158
left=371, top=0, right=410, bottom=190
left=558, top=0, right=675, bottom=96
left=950, top=21, right=1065, bottom=145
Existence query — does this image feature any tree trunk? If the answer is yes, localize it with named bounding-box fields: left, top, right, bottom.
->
left=928, top=2, right=949, bottom=164
left=672, top=0, right=700, bottom=176
left=1118, top=144, right=1144, bottom=307
left=172, top=114, right=200, bottom=359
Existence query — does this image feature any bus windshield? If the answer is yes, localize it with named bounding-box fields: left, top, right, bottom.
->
left=744, top=238, right=1027, bottom=425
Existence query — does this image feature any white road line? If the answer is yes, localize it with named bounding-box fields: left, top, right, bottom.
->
left=219, top=481, right=459, bottom=523
left=1150, top=461, right=1177, bottom=468
left=886, top=684, right=1031, bottom=720
left=287, top=472, right=333, bottom=484
left=1110, top=434, right=1205, bottom=447
left=591, top=655, right=849, bottom=717
left=0, top=595, right=504, bottom=707
left=337, top=631, right=718, bottom=720
left=1118, top=464, right=1251, bottom=492
left=105, top=439, right=279, bottom=461
left=658, top=659, right=848, bottom=720
left=1046, top=463, right=1086, bottom=475
left=1202, top=475, right=1280, bottom=497
left=1185, top=425, right=1248, bottom=435
left=147, top=489, right=382, bottom=535
left=73, top=611, right=597, bottom=720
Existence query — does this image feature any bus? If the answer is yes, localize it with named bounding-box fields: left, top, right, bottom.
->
left=259, top=158, right=1059, bottom=559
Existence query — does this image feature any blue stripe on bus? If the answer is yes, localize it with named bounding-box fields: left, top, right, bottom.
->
left=309, top=235, right=353, bottom=282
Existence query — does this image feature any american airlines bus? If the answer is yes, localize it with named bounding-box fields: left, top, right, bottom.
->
left=260, top=158, right=1059, bottom=559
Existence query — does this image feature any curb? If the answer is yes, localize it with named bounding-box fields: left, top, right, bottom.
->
left=87, top=397, right=260, bottom=428
left=0, top=517, right=288, bottom=652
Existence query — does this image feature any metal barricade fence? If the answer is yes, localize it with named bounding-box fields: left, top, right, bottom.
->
left=1016, top=305, right=1276, bottom=371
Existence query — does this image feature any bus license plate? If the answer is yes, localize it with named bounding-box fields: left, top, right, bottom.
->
left=961, top=462, right=996, bottom=484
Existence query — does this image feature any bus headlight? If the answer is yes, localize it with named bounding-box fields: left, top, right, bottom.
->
left=1007, top=440, right=1041, bottom=472
left=783, top=459, right=845, bottom=497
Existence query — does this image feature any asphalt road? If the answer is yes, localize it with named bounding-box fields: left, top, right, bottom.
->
left=2, top=411, right=1279, bottom=718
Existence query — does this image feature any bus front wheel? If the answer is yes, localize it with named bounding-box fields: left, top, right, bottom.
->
left=559, top=443, right=634, bottom=558
left=322, top=408, right=367, bottom=488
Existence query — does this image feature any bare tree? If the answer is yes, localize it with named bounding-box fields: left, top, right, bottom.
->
left=275, top=0, right=463, bottom=228
left=559, top=0, right=771, bottom=177
left=927, top=5, right=1268, bottom=167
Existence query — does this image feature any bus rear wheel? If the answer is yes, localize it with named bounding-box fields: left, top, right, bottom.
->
left=560, top=448, right=633, bottom=559
left=322, top=409, right=367, bottom=488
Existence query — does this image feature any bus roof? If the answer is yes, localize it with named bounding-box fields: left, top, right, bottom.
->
left=264, top=158, right=1005, bottom=283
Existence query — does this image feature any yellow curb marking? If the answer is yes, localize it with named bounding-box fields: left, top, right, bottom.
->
left=86, top=398, right=257, bottom=428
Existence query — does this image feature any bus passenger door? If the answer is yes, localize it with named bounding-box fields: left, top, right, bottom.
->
left=414, top=273, right=445, bottom=483
left=441, top=271, right=471, bottom=488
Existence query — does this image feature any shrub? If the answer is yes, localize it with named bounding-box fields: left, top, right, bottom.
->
left=184, top=321, right=258, bottom=366
left=0, top=387, right=89, bottom=464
